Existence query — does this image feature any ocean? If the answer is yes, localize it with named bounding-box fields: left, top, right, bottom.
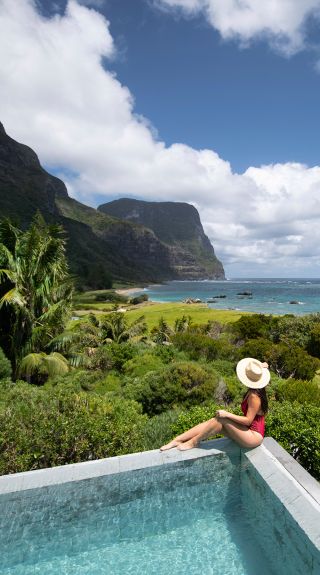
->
left=139, top=279, right=320, bottom=315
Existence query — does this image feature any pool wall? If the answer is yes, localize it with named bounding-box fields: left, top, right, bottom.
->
left=0, top=437, right=319, bottom=574
left=242, top=438, right=320, bottom=574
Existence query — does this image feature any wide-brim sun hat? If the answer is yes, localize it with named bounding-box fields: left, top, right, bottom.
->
left=236, top=357, right=270, bottom=389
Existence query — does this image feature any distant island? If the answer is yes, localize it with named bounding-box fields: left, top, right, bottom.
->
left=0, top=122, right=225, bottom=289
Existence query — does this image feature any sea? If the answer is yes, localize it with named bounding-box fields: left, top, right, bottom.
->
left=138, top=279, right=320, bottom=316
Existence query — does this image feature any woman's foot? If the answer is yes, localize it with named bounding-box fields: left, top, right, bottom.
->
left=160, top=440, right=182, bottom=451
left=177, top=439, right=198, bottom=450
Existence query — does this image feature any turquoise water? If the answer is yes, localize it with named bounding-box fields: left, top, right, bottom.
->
left=0, top=455, right=278, bottom=575
left=141, top=278, right=320, bottom=315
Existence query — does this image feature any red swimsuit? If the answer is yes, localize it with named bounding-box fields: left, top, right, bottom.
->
left=241, top=395, right=265, bottom=437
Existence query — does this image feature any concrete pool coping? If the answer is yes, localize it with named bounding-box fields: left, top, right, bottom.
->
left=0, top=437, right=319, bottom=551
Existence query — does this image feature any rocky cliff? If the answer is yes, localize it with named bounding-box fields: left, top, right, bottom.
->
left=98, top=198, right=225, bottom=280
left=0, top=123, right=225, bottom=286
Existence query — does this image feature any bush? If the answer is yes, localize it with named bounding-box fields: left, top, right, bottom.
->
left=124, top=361, right=219, bottom=416
left=240, top=339, right=320, bottom=380
left=170, top=403, right=220, bottom=437
left=172, top=333, right=237, bottom=362
left=266, top=401, right=320, bottom=480
left=307, top=324, right=320, bottom=358
left=0, top=383, right=147, bottom=474
left=231, top=314, right=277, bottom=342
left=130, top=294, right=148, bottom=305
left=273, top=314, right=320, bottom=349
left=274, top=378, right=320, bottom=406
left=141, top=409, right=182, bottom=451
left=123, top=353, right=164, bottom=378
left=0, top=347, right=12, bottom=380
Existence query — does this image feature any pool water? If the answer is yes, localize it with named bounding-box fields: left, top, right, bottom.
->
left=0, top=454, right=278, bottom=575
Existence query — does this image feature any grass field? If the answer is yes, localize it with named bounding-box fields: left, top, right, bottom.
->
left=73, top=298, right=250, bottom=329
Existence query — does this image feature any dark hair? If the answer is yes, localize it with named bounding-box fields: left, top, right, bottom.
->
left=243, top=388, right=268, bottom=415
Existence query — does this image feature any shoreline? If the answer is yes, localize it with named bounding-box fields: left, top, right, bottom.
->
left=115, top=287, right=145, bottom=296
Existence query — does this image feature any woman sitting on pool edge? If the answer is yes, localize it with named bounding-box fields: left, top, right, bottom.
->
left=160, top=357, right=270, bottom=451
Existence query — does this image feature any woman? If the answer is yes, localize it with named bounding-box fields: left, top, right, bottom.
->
left=160, top=357, right=270, bottom=451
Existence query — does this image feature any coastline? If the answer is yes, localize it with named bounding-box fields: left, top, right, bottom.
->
left=115, top=287, right=145, bottom=296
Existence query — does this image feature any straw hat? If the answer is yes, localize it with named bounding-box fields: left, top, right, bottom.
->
left=236, top=357, right=270, bottom=389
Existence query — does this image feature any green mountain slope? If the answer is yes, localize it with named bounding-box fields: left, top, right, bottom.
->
left=0, top=123, right=225, bottom=286
left=99, top=198, right=225, bottom=279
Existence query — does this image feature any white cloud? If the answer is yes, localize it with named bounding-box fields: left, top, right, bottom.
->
left=155, top=0, right=320, bottom=55
left=1, top=0, right=320, bottom=276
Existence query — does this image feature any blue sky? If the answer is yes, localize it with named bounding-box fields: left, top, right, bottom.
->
left=40, top=0, right=320, bottom=173
left=1, top=0, right=320, bottom=277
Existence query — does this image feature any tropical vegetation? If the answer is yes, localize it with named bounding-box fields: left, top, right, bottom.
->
left=0, top=219, right=320, bottom=480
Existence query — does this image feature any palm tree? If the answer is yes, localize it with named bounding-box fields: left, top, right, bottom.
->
left=100, top=312, right=147, bottom=343
left=0, top=214, right=73, bottom=378
left=19, top=352, right=69, bottom=385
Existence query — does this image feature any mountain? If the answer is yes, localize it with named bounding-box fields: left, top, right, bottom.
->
left=98, top=198, right=225, bottom=280
left=0, top=123, right=225, bottom=286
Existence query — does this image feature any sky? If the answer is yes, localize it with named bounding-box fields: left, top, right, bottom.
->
left=1, top=1, right=320, bottom=277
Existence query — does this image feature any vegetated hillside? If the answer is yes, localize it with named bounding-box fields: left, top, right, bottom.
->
left=0, top=122, right=225, bottom=286
left=98, top=198, right=225, bottom=279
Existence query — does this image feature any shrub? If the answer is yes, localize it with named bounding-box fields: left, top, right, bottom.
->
left=240, top=339, right=320, bottom=380
left=130, top=294, right=148, bottom=305
left=172, top=333, right=236, bottom=362
left=123, top=353, right=164, bottom=378
left=0, top=347, right=12, bottom=380
left=273, top=314, right=320, bottom=349
left=230, top=314, right=277, bottom=342
left=141, top=409, right=182, bottom=451
left=266, top=401, right=320, bottom=480
left=307, top=324, right=320, bottom=358
left=274, top=378, right=320, bottom=406
left=124, top=362, right=219, bottom=416
left=0, top=383, right=147, bottom=474
left=170, top=403, right=220, bottom=437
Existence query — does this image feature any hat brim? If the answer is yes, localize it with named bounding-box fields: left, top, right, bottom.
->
left=236, top=357, right=270, bottom=389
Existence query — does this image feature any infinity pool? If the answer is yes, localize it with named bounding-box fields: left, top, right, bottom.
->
left=0, top=441, right=319, bottom=575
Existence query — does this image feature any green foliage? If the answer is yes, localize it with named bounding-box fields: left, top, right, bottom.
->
left=240, top=338, right=320, bottom=380
left=231, top=314, right=277, bottom=342
left=18, top=352, right=69, bottom=385
left=172, top=332, right=236, bottom=362
left=124, top=361, right=218, bottom=416
left=274, top=378, right=320, bottom=406
left=273, top=314, right=320, bottom=349
left=103, top=342, right=139, bottom=372
left=150, top=317, right=173, bottom=344
left=170, top=403, right=220, bottom=437
left=266, top=401, right=320, bottom=480
left=0, top=383, right=147, bottom=474
left=101, top=312, right=147, bottom=343
left=141, top=409, right=182, bottom=451
left=307, top=324, right=320, bottom=358
left=0, top=215, right=73, bottom=377
left=0, top=347, right=12, bottom=380
left=210, top=359, right=235, bottom=377
left=130, top=294, right=148, bottom=305
left=123, top=353, right=164, bottom=378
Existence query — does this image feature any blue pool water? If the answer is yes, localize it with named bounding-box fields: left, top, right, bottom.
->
left=0, top=455, right=278, bottom=575
left=141, top=278, right=320, bottom=315
left=1, top=452, right=319, bottom=575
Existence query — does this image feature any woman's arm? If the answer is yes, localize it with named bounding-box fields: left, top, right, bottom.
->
left=216, top=393, right=261, bottom=427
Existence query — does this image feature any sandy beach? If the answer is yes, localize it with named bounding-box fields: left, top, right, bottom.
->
left=115, top=287, right=145, bottom=296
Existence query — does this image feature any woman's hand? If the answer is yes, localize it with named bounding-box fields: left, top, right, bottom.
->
left=216, top=409, right=229, bottom=418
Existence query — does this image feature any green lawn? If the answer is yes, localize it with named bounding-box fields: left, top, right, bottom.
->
left=126, top=302, right=249, bottom=329
left=73, top=301, right=249, bottom=328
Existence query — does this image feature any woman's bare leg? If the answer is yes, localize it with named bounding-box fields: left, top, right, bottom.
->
left=221, top=420, right=263, bottom=448
left=160, top=417, right=223, bottom=451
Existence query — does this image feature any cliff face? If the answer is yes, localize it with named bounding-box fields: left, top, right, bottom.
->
left=0, top=122, right=68, bottom=225
left=0, top=123, right=225, bottom=286
left=98, top=198, right=225, bottom=280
